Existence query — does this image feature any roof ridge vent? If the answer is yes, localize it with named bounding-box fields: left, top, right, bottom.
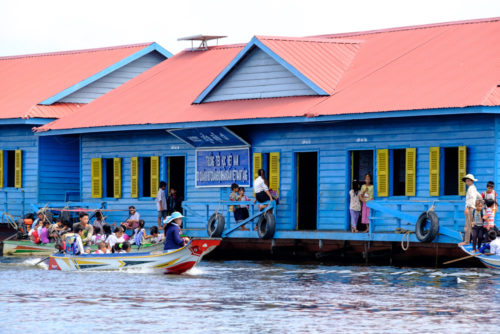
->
left=178, top=34, right=227, bottom=51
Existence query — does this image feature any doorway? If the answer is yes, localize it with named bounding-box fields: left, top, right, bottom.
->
left=167, top=156, right=185, bottom=198
left=351, top=150, right=374, bottom=186
left=296, top=152, right=318, bottom=230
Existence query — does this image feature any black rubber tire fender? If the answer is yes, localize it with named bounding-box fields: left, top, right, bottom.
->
left=207, top=213, right=225, bottom=238
left=415, top=211, right=439, bottom=243
left=257, top=212, right=276, bottom=240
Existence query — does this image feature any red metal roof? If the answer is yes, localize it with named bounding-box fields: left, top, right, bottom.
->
left=39, top=17, right=500, bottom=132
left=0, top=43, right=153, bottom=119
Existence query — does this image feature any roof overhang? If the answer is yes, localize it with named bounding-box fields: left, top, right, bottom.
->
left=35, top=105, right=499, bottom=136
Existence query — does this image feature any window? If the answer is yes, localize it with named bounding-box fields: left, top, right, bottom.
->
left=377, top=148, right=416, bottom=197
left=253, top=152, right=280, bottom=193
left=91, top=157, right=121, bottom=198
left=392, top=149, right=406, bottom=196
left=166, top=156, right=185, bottom=198
left=0, top=150, right=23, bottom=189
left=429, top=146, right=466, bottom=196
left=130, top=156, right=158, bottom=198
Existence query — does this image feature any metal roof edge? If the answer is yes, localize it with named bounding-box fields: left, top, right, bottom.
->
left=35, top=106, right=498, bottom=136
left=38, top=42, right=171, bottom=105
left=0, top=118, right=54, bottom=125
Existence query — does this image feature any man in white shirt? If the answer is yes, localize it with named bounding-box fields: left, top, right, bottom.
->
left=460, top=174, right=482, bottom=245
left=157, top=181, right=167, bottom=229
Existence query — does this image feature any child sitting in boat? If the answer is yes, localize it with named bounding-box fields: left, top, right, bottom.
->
left=145, top=226, right=164, bottom=244
left=485, top=231, right=500, bottom=255
left=107, top=226, right=126, bottom=250
left=73, top=226, right=91, bottom=255
left=91, top=226, right=105, bottom=245
left=94, top=241, right=110, bottom=254
left=119, top=242, right=132, bottom=253
left=163, top=212, right=190, bottom=251
left=133, top=220, right=147, bottom=246
left=29, top=220, right=42, bottom=244
left=49, top=218, right=69, bottom=241
left=40, top=222, right=51, bottom=244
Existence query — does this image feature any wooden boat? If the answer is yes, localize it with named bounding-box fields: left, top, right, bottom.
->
left=459, top=245, right=500, bottom=269
left=2, top=240, right=164, bottom=257
left=48, top=238, right=221, bottom=274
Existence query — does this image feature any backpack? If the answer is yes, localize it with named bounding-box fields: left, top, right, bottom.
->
left=64, top=233, right=80, bottom=255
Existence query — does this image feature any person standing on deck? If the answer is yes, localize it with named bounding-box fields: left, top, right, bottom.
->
left=166, top=187, right=183, bottom=215
left=163, top=212, right=189, bottom=251
left=349, top=180, right=362, bottom=233
left=157, top=181, right=168, bottom=229
left=459, top=174, right=482, bottom=246
left=254, top=169, right=274, bottom=211
left=359, top=174, right=373, bottom=233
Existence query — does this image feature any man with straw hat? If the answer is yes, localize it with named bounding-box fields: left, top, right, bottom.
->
left=459, top=174, right=482, bottom=246
left=163, top=212, right=190, bottom=252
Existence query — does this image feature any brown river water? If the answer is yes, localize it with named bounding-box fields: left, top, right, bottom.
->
left=0, top=258, right=499, bottom=333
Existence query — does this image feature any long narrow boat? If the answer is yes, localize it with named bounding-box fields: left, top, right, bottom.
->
left=48, top=238, right=221, bottom=274
left=2, top=240, right=164, bottom=257
left=459, top=245, right=500, bottom=269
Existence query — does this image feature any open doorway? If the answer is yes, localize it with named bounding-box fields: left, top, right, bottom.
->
left=296, top=152, right=318, bottom=230
left=351, top=150, right=374, bottom=186
left=167, top=156, right=185, bottom=198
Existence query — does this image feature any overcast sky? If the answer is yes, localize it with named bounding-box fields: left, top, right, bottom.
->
left=1, top=0, right=499, bottom=57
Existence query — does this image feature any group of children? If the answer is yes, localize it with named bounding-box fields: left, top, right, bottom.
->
left=349, top=174, right=374, bottom=233
left=229, top=183, right=251, bottom=230
left=461, top=175, right=500, bottom=255
left=29, top=210, right=166, bottom=255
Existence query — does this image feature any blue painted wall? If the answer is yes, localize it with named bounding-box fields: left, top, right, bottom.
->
left=0, top=125, right=38, bottom=216
left=204, top=47, right=317, bottom=102
left=59, top=51, right=167, bottom=104
left=38, top=135, right=80, bottom=203
left=75, top=113, right=496, bottom=238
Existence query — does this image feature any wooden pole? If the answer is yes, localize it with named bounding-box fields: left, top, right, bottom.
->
left=443, top=254, right=479, bottom=265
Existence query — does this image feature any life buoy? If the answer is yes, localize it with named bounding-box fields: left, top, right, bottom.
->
left=415, top=211, right=439, bottom=242
left=257, top=212, right=276, bottom=240
left=207, top=213, right=225, bottom=238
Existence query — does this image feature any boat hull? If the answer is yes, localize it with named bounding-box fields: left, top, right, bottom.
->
left=459, top=245, right=500, bottom=269
left=48, top=239, right=221, bottom=274
left=2, top=240, right=164, bottom=257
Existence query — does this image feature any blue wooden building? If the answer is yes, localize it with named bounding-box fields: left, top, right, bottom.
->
left=35, top=18, right=500, bottom=259
left=0, top=43, right=171, bottom=219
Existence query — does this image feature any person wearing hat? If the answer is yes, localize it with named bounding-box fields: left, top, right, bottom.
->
left=460, top=174, right=482, bottom=246
left=163, top=212, right=190, bottom=252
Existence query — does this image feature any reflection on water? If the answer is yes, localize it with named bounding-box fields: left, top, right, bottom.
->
left=1, top=257, right=499, bottom=333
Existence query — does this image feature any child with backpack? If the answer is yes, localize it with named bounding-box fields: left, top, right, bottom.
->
left=471, top=199, right=486, bottom=252
left=133, top=220, right=147, bottom=247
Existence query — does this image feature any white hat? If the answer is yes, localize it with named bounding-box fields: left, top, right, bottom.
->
left=163, top=211, right=184, bottom=225
left=462, top=174, right=477, bottom=182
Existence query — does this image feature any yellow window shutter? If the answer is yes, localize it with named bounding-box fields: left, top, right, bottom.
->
left=253, top=153, right=262, bottom=181
left=377, top=149, right=389, bottom=197
left=269, top=152, right=280, bottom=194
left=405, top=148, right=416, bottom=196
left=150, top=156, right=159, bottom=198
left=429, top=147, right=440, bottom=196
left=113, top=158, right=122, bottom=198
left=91, top=158, right=102, bottom=198
left=458, top=146, right=467, bottom=196
left=130, top=157, right=139, bottom=198
left=14, top=150, right=22, bottom=188
left=0, top=150, right=3, bottom=188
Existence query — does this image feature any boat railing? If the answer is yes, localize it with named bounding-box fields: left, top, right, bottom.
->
left=367, top=199, right=464, bottom=241
left=182, top=200, right=276, bottom=233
